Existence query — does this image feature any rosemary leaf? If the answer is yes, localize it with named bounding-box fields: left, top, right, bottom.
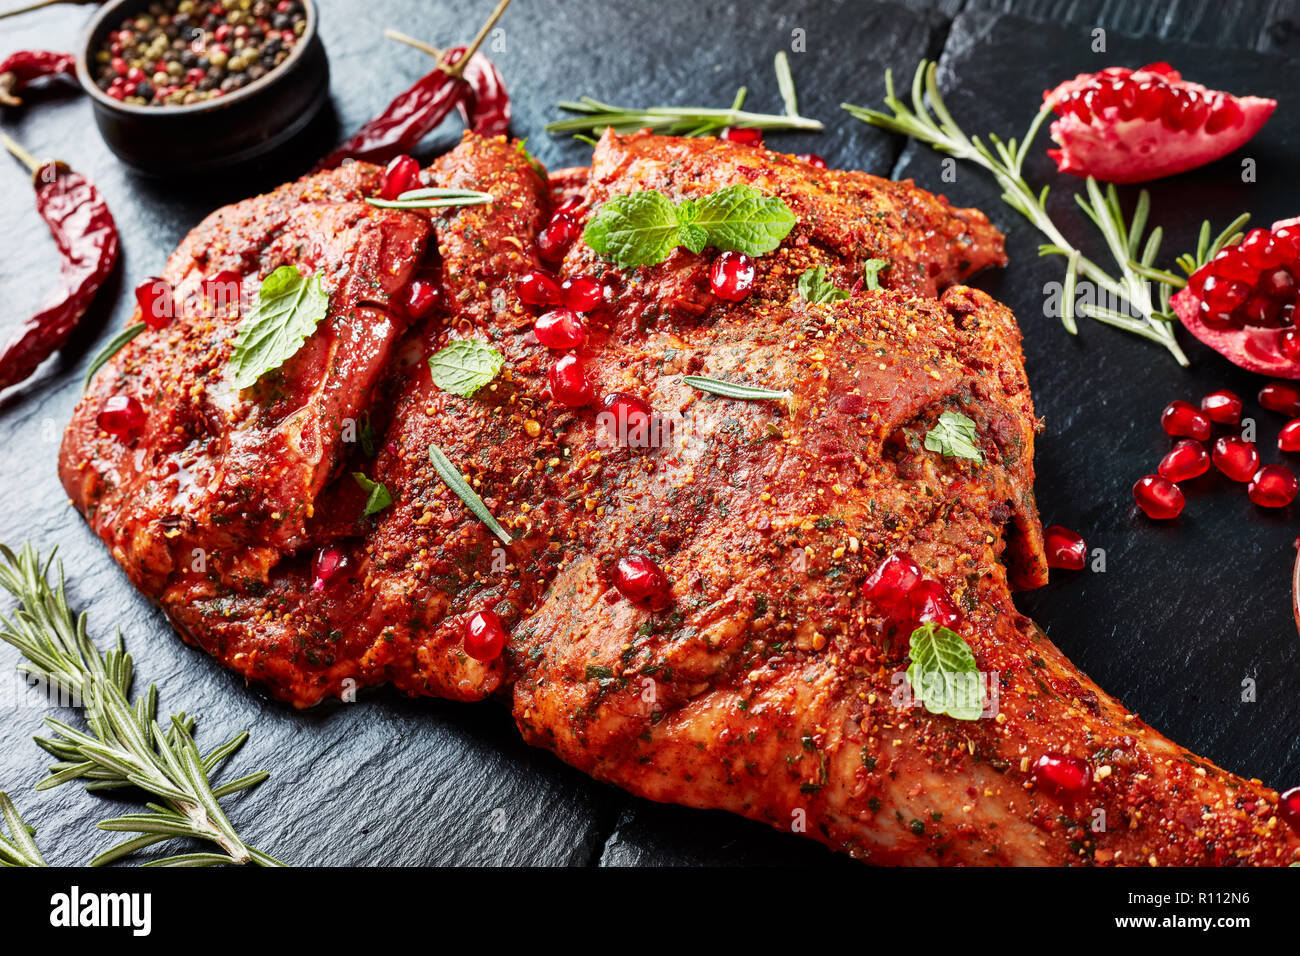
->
left=428, top=444, right=513, bottom=544
left=683, top=376, right=792, bottom=401
left=0, top=792, right=47, bottom=867
left=84, top=323, right=145, bottom=390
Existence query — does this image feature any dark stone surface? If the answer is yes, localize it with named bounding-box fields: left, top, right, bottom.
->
left=0, top=0, right=1295, bottom=866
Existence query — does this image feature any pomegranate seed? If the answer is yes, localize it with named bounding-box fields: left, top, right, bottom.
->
left=534, top=308, right=586, bottom=349
left=135, top=277, right=175, bottom=330
left=1200, top=389, right=1242, bottom=425
left=599, top=391, right=654, bottom=447
left=863, top=553, right=922, bottom=606
left=1241, top=228, right=1287, bottom=270
left=1042, top=525, right=1087, bottom=570
left=560, top=275, right=604, bottom=312
left=720, top=126, right=763, bottom=146
left=310, top=544, right=349, bottom=592
left=96, top=394, right=146, bottom=442
left=612, top=554, right=673, bottom=610
left=1248, top=464, right=1298, bottom=507
left=1158, top=440, right=1210, bottom=482
left=1133, top=474, right=1184, bottom=519
left=463, top=609, right=508, bottom=662
left=1160, top=400, right=1211, bottom=441
left=1281, top=329, right=1300, bottom=362
left=1212, top=435, right=1260, bottom=482
left=795, top=153, right=828, bottom=169
left=380, top=154, right=420, bottom=201
left=1032, top=753, right=1092, bottom=800
left=547, top=354, right=593, bottom=407
left=709, top=251, right=756, bottom=302
left=554, top=195, right=584, bottom=217
left=1280, top=787, right=1300, bottom=833
left=401, top=279, right=439, bottom=320
left=1200, top=274, right=1250, bottom=313
left=203, top=270, right=242, bottom=310
left=1259, top=381, right=1300, bottom=416
left=908, top=580, right=962, bottom=630
left=1279, top=419, right=1300, bottom=452
left=517, top=270, right=561, bottom=307
left=537, top=213, right=580, bottom=263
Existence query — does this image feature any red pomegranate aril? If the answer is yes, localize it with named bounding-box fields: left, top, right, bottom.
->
left=1133, top=474, right=1184, bottom=519
left=517, top=270, right=560, bottom=306
left=547, top=354, right=593, bottom=407
left=1263, top=268, right=1297, bottom=299
left=96, top=394, right=146, bottom=442
left=1259, top=381, right=1300, bottom=416
left=379, top=154, right=420, bottom=201
left=1243, top=294, right=1283, bottom=327
left=599, top=391, right=653, bottom=447
left=135, top=277, right=175, bottom=330
left=534, top=308, right=586, bottom=349
left=554, top=195, right=584, bottom=217
left=1280, top=787, right=1300, bottom=833
left=1281, top=328, right=1300, bottom=362
left=1279, top=419, right=1300, bottom=452
left=1248, top=464, right=1298, bottom=507
left=720, top=126, right=763, bottom=146
left=537, top=213, right=580, bottom=263
left=909, top=580, right=962, bottom=630
left=1032, top=753, right=1092, bottom=800
left=463, top=609, right=508, bottom=662
left=1200, top=275, right=1250, bottom=312
left=1212, top=435, right=1260, bottom=482
left=1200, top=389, right=1242, bottom=425
left=1158, top=440, right=1210, bottom=482
left=401, top=279, right=439, bottom=320
left=862, top=553, right=922, bottom=606
left=612, top=554, right=673, bottom=610
left=1160, top=400, right=1211, bottom=441
left=310, top=544, right=349, bottom=592
left=1241, top=227, right=1287, bottom=270
left=795, top=152, right=828, bottom=169
left=1042, top=525, right=1087, bottom=570
left=560, top=275, right=604, bottom=312
left=709, top=250, right=756, bottom=302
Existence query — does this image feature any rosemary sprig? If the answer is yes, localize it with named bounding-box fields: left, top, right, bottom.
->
left=0, top=544, right=282, bottom=867
left=683, top=376, right=792, bottom=401
left=367, top=187, right=494, bottom=210
left=842, top=60, right=1190, bottom=366
left=83, top=322, right=145, bottom=390
left=0, top=792, right=47, bottom=867
left=428, top=444, right=513, bottom=544
left=548, top=54, right=823, bottom=140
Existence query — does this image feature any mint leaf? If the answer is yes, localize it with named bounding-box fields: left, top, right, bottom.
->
left=924, top=410, right=983, bottom=464
left=228, top=266, right=331, bottom=390
left=796, top=266, right=849, bottom=304
left=352, top=471, right=393, bottom=516
left=690, top=184, right=796, bottom=256
left=905, top=623, right=983, bottom=721
left=674, top=199, right=708, bottom=255
left=427, top=340, right=505, bottom=397
left=863, top=258, right=889, bottom=290
left=583, top=191, right=681, bottom=267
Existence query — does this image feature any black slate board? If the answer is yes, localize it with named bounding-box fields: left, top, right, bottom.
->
left=0, top=0, right=1298, bottom=867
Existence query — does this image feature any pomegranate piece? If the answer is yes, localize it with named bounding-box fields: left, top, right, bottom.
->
left=310, top=544, right=349, bottom=592
left=463, top=609, right=508, bottom=662
left=1158, top=440, right=1210, bottom=482
left=908, top=580, right=962, bottom=630
left=537, top=213, right=580, bottom=263
left=1172, top=219, right=1300, bottom=377
left=1042, top=525, right=1087, bottom=570
left=1032, top=753, right=1092, bottom=800
left=400, top=279, right=439, bottom=320
left=134, top=277, right=175, bottom=330
left=1200, top=389, right=1242, bottom=425
left=612, top=554, right=673, bottom=610
left=1259, top=381, right=1300, bottom=416
left=1248, top=464, right=1298, bottom=507
left=517, top=270, right=561, bottom=307
left=534, top=308, right=586, bottom=349
left=380, top=154, right=420, bottom=201
left=96, top=394, right=146, bottom=442
left=547, top=354, right=593, bottom=407
left=560, top=275, right=604, bottom=312
left=1280, top=787, right=1300, bottom=833
left=1279, top=419, right=1300, bottom=452
left=599, top=391, right=654, bottom=447
left=1133, top=474, right=1184, bottom=519
left=1160, top=400, right=1211, bottom=440
left=862, top=553, right=922, bottom=606
left=1043, top=63, right=1275, bottom=183
left=720, top=126, right=763, bottom=146
left=709, top=250, right=756, bottom=302
left=1212, top=435, right=1260, bottom=481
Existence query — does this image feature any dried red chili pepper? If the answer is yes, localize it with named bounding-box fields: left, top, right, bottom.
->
left=0, top=50, right=77, bottom=107
left=457, top=52, right=511, bottom=137
left=0, top=134, right=118, bottom=391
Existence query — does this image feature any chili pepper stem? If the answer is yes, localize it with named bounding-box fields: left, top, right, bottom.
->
left=442, top=0, right=512, bottom=78
left=0, top=132, right=42, bottom=174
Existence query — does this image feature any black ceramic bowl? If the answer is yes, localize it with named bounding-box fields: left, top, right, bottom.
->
left=76, top=0, right=329, bottom=175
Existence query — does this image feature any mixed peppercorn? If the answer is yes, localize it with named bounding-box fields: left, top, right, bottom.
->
left=91, top=0, right=307, bottom=106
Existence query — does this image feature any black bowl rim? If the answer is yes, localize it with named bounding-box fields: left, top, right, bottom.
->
left=75, top=0, right=320, bottom=118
